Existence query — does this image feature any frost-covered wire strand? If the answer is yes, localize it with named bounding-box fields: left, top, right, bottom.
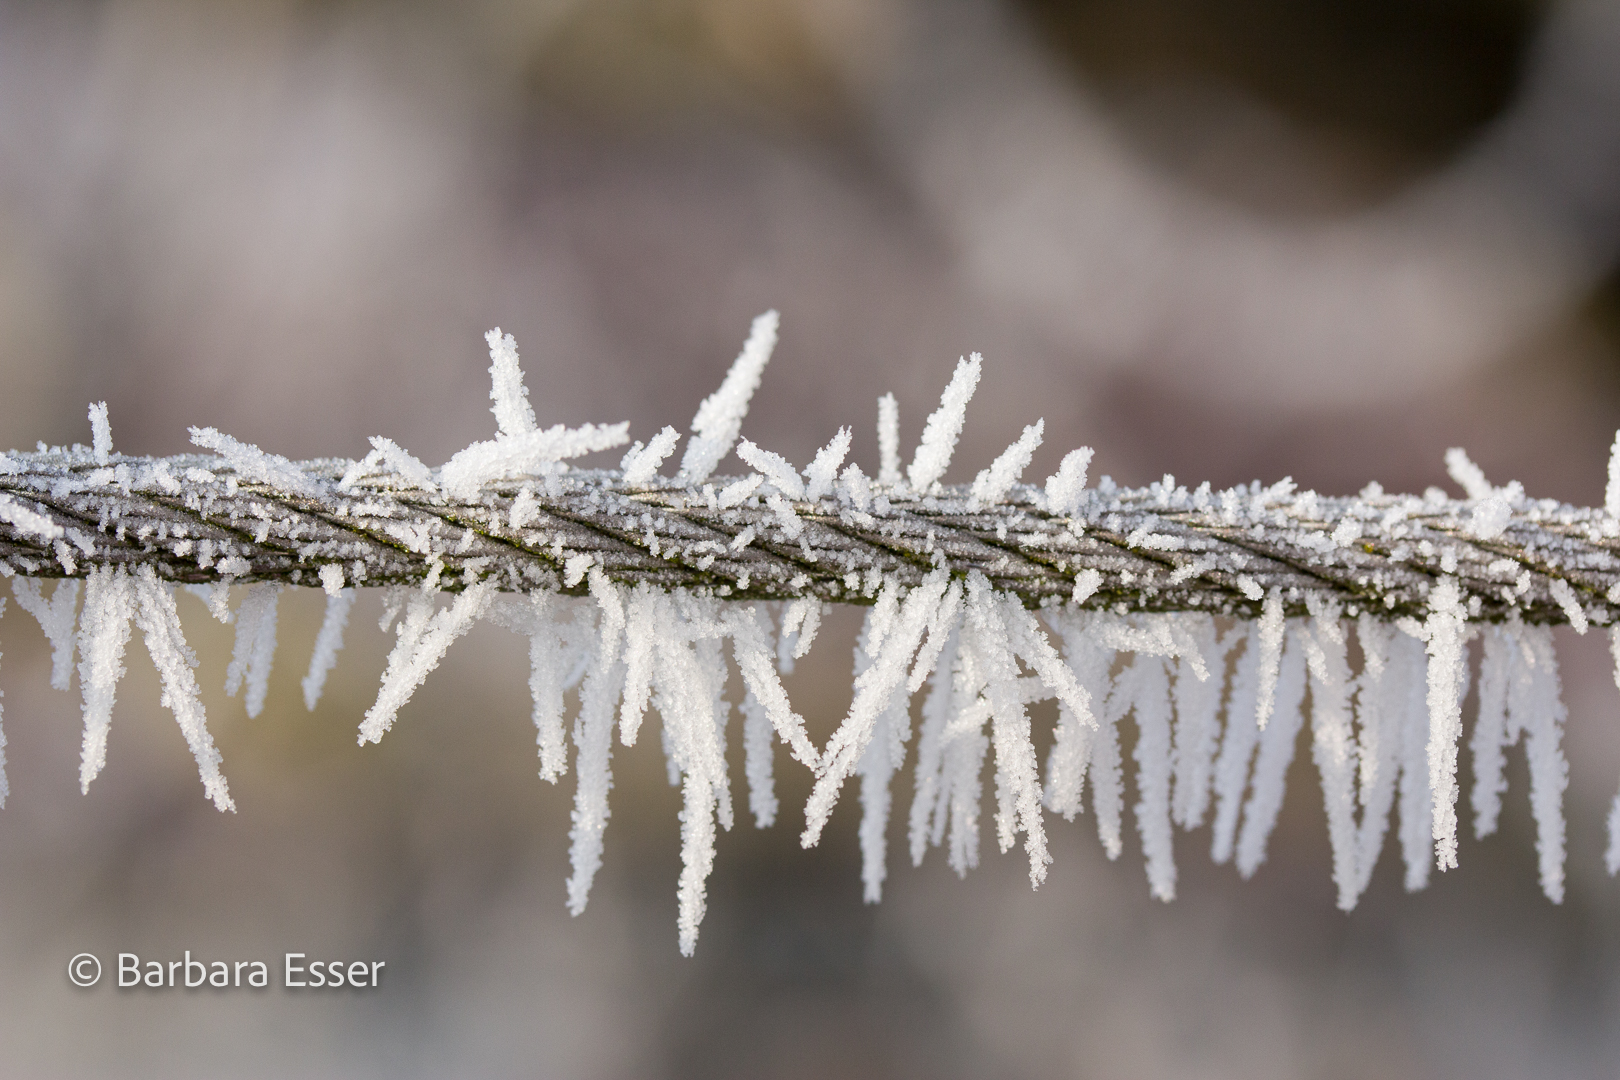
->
left=0, top=314, right=1617, bottom=955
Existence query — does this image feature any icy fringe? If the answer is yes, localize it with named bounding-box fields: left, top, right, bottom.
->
left=0, top=316, right=1616, bottom=954
left=380, top=581, right=1581, bottom=945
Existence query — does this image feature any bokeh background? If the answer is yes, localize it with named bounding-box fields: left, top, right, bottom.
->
left=1, top=0, right=1620, bottom=1075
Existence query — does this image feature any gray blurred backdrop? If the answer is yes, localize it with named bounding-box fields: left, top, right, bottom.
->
left=2, top=0, right=1620, bottom=1076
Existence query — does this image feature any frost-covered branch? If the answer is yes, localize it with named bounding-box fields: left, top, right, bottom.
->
left=1, top=315, right=1619, bottom=953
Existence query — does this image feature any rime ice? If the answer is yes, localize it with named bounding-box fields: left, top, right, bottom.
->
left=0, top=316, right=1617, bottom=953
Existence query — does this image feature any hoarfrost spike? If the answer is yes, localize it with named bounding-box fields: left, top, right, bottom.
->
left=565, top=641, right=624, bottom=919
left=77, top=567, right=135, bottom=795
left=359, top=582, right=496, bottom=744
left=906, top=353, right=981, bottom=493
left=1393, top=632, right=1435, bottom=893
left=964, top=575, right=1051, bottom=886
left=777, top=597, right=822, bottom=667
left=1254, top=590, right=1285, bottom=731
left=225, top=584, right=280, bottom=719
left=1125, top=654, right=1176, bottom=901
left=88, top=402, right=112, bottom=466
left=1301, top=599, right=1359, bottom=910
left=803, top=428, right=851, bottom=501
left=969, top=419, right=1043, bottom=508
left=728, top=607, right=819, bottom=768
left=742, top=690, right=777, bottom=828
left=1350, top=616, right=1402, bottom=902
left=0, top=494, right=63, bottom=544
left=854, top=617, right=913, bottom=903
left=1235, top=623, right=1308, bottom=879
left=504, top=593, right=592, bottom=784
left=486, top=327, right=538, bottom=438
left=1170, top=619, right=1233, bottom=832
left=1090, top=667, right=1126, bottom=860
left=1423, top=577, right=1469, bottom=872
left=620, top=426, right=681, bottom=486
left=1211, top=625, right=1262, bottom=866
left=877, top=393, right=901, bottom=486
left=678, top=310, right=779, bottom=485
left=1503, top=625, right=1569, bottom=902
left=189, top=426, right=322, bottom=498
left=13, top=578, right=79, bottom=690
left=802, top=572, right=951, bottom=849
left=132, top=568, right=232, bottom=812
left=1043, top=447, right=1093, bottom=517
left=367, top=437, right=435, bottom=492
left=909, top=625, right=960, bottom=866
left=303, top=588, right=355, bottom=711
left=440, top=421, right=631, bottom=498
left=1471, top=624, right=1514, bottom=839
left=632, top=593, right=736, bottom=955
left=735, top=439, right=805, bottom=500
left=617, top=585, right=661, bottom=746
left=1043, top=612, right=1109, bottom=822
left=1444, top=447, right=1493, bottom=500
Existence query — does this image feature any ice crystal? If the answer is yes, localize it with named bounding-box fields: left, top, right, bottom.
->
left=678, top=310, right=778, bottom=485
left=13, top=579, right=78, bottom=690
left=224, top=584, right=280, bottom=719
left=906, top=354, right=981, bottom=494
left=303, top=588, right=355, bottom=711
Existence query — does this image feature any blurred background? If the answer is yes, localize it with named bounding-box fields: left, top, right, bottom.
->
left=1, top=0, right=1620, bottom=1075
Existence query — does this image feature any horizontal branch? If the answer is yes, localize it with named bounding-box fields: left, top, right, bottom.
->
left=0, top=448, right=1615, bottom=627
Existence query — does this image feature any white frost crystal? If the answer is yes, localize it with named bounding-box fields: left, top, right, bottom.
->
left=907, top=354, right=981, bottom=493
left=678, top=310, right=779, bottom=485
left=225, top=584, right=280, bottom=719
